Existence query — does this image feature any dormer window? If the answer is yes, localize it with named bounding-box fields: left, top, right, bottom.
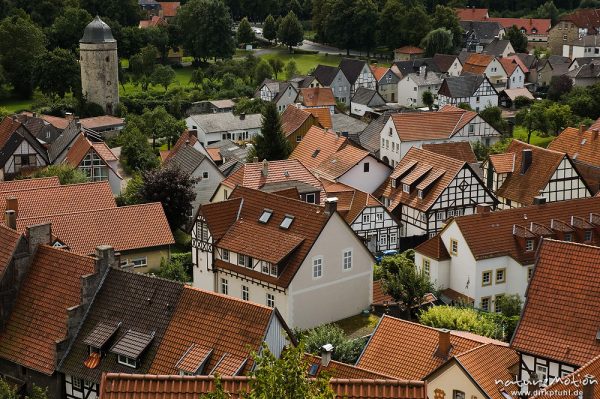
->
left=280, top=215, right=294, bottom=229
left=585, top=230, right=593, bottom=242
left=564, top=233, right=573, bottom=242
left=117, top=355, right=137, bottom=368
left=418, top=190, right=424, bottom=199
left=403, top=184, right=410, bottom=193
left=391, top=180, right=396, bottom=188
left=259, top=209, right=273, bottom=223
left=525, top=239, right=534, bottom=252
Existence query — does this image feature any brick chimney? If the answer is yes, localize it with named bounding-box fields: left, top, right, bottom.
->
left=437, top=329, right=452, bottom=359
left=592, top=128, right=599, bottom=140
left=26, top=223, right=51, bottom=254
left=5, top=197, right=17, bottom=219
left=240, top=112, right=246, bottom=120
left=582, top=378, right=595, bottom=399
left=521, top=149, right=532, bottom=174
left=4, top=210, right=16, bottom=230
left=476, top=204, right=491, bottom=214
left=324, top=197, right=338, bottom=216
left=188, top=129, right=198, bottom=139
left=320, top=344, right=334, bottom=367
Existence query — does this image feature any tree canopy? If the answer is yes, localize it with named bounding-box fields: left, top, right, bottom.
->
left=248, top=102, right=291, bottom=161
left=505, top=25, right=528, bottom=53
left=277, top=11, right=304, bottom=52
left=237, top=17, right=255, bottom=45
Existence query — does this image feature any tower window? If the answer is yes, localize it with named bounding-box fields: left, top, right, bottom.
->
left=106, top=56, right=110, bottom=62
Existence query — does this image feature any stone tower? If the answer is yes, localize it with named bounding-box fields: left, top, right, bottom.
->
left=80, top=16, right=119, bottom=115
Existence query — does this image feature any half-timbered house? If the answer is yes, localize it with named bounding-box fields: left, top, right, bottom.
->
left=255, top=79, right=299, bottom=113
left=338, top=58, right=377, bottom=96
left=483, top=140, right=592, bottom=209
left=0, top=116, right=49, bottom=180
left=511, top=239, right=600, bottom=392
left=437, top=75, right=499, bottom=111
left=378, top=105, right=501, bottom=166
left=191, top=187, right=374, bottom=329
left=414, top=196, right=600, bottom=310
left=321, top=179, right=401, bottom=253
left=375, top=147, right=497, bottom=244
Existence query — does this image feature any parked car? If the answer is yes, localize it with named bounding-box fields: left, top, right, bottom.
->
left=375, top=249, right=399, bottom=264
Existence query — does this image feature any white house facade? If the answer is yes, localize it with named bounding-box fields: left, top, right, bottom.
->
left=437, top=75, right=499, bottom=112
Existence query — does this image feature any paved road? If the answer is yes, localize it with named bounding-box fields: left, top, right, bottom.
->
left=297, top=40, right=364, bottom=57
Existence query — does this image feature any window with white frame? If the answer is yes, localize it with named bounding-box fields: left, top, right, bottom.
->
left=363, top=214, right=371, bottom=223
left=242, top=285, right=249, bottom=301
left=480, top=297, right=491, bottom=312
left=305, top=193, right=316, bottom=204
left=342, top=249, right=352, bottom=270
left=118, top=355, right=137, bottom=368
left=527, top=266, right=534, bottom=281
left=525, top=239, right=534, bottom=251
left=495, top=268, right=506, bottom=284
left=131, top=257, right=147, bottom=268
left=202, top=172, right=209, bottom=179
left=80, top=152, right=108, bottom=181
left=585, top=230, right=593, bottom=242
left=423, top=258, right=430, bottom=276
left=380, top=234, right=387, bottom=246
left=536, top=364, right=549, bottom=384
left=312, top=257, right=323, bottom=278
left=390, top=232, right=397, bottom=245
left=494, top=294, right=504, bottom=313
left=72, top=377, right=82, bottom=389
left=402, top=184, right=410, bottom=193
left=222, top=249, right=229, bottom=261
left=376, top=212, right=383, bottom=222
left=266, top=293, right=275, bottom=307
left=221, top=278, right=228, bottom=295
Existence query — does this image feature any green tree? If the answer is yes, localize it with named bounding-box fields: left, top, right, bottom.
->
left=0, top=378, right=18, bottom=399
left=402, top=5, right=432, bottom=46
left=377, top=0, right=406, bottom=49
left=48, top=7, right=93, bottom=51
left=145, top=26, right=171, bottom=63
left=564, top=86, right=597, bottom=118
left=0, top=14, right=46, bottom=97
left=33, top=48, right=81, bottom=99
left=433, top=5, right=463, bottom=50
left=545, top=103, right=572, bottom=135
left=176, top=0, right=235, bottom=62
left=352, top=0, right=378, bottom=57
left=263, top=14, right=277, bottom=42
left=547, top=75, right=573, bottom=101
left=254, top=60, right=274, bottom=86
left=479, top=106, right=508, bottom=134
left=420, top=28, right=454, bottom=57
left=140, top=165, right=198, bottom=230
left=505, top=25, right=528, bottom=53
left=419, top=306, right=502, bottom=338
left=513, top=96, right=533, bottom=109
left=117, top=173, right=144, bottom=206
left=422, top=90, right=434, bottom=110
left=380, top=251, right=434, bottom=320
left=516, top=102, right=549, bottom=143
left=268, top=58, right=285, bottom=79
left=284, top=59, right=299, bottom=80
left=233, top=97, right=268, bottom=115
left=248, top=102, right=291, bottom=161
left=129, top=45, right=160, bottom=91
left=121, top=127, right=160, bottom=172
left=237, top=17, right=255, bottom=46
left=80, top=0, right=140, bottom=26
left=151, top=65, right=176, bottom=91
left=495, top=294, right=522, bottom=317
left=323, top=0, right=354, bottom=54
left=155, top=256, right=190, bottom=281
left=246, top=343, right=335, bottom=399
left=190, top=69, right=205, bottom=87
left=22, top=164, right=88, bottom=185
left=533, top=0, right=559, bottom=25
left=130, top=107, right=186, bottom=148
left=301, top=324, right=367, bottom=364
left=277, top=11, right=304, bottom=53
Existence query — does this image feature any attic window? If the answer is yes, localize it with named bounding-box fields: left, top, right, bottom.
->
left=581, top=139, right=587, bottom=145
left=403, top=184, right=410, bottom=193
left=312, top=149, right=320, bottom=158
left=308, top=363, right=319, bottom=376
left=259, top=209, right=273, bottom=223
left=418, top=189, right=424, bottom=199
left=280, top=215, right=294, bottom=229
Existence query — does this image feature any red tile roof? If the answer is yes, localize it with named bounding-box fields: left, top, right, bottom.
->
left=494, top=140, right=575, bottom=206
left=376, top=147, right=468, bottom=212
left=504, top=55, right=530, bottom=73
left=433, top=344, right=518, bottom=399
left=281, top=105, right=312, bottom=136
left=535, top=353, right=600, bottom=399
left=305, top=354, right=394, bottom=379
left=308, top=107, right=332, bottom=129
left=299, top=88, right=336, bottom=107
left=487, top=17, right=550, bottom=34
left=445, top=196, right=600, bottom=263
left=357, top=315, right=499, bottom=380
left=159, top=1, right=180, bottom=17
left=149, top=285, right=280, bottom=375
left=421, top=142, right=478, bottom=163
left=372, top=280, right=395, bottom=305
left=19, top=113, right=70, bottom=130
left=199, top=187, right=330, bottom=288
left=549, top=127, right=600, bottom=168
left=321, top=179, right=384, bottom=224
left=370, top=65, right=390, bottom=81
left=389, top=108, right=478, bottom=142
left=15, top=203, right=174, bottom=255
left=0, top=246, right=95, bottom=375
left=415, top=235, right=450, bottom=261
left=395, top=46, right=425, bottom=55
left=80, top=115, right=124, bottom=130
left=559, top=8, right=600, bottom=32
left=0, top=116, right=21, bottom=148
left=499, top=58, right=519, bottom=75
left=0, top=223, right=21, bottom=277
left=462, top=54, right=494, bottom=75
left=0, top=176, right=60, bottom=192
left=455, top=8, right=489, bottom=21
left=64, top=133, right=118, bottom=167
left=511, top=239, right=600, bottom=366
left=100, top=373, right=427, bottom=399
left=489, top=153, right=515, bottom=173
left=139, top=15, right=167, bottom=28
left=290, top=126, right=371, bottom=180
left=0, top=181, right=116, bottom=220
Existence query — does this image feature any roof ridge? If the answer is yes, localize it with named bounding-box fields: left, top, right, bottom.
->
left=38, top=244, right=97, bottom=262
left=114, top=264, right=186, bottom=286
left=15, top=202, right=162, bottom=221
left=0, top=180, right=110, bottom=194
left=182, top=284, right=274, bottom=311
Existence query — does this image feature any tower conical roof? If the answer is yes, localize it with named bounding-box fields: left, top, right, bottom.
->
left=80, top=16, right=116, bottom=44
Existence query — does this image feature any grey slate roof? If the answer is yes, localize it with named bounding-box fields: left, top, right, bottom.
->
left=539, top=55, right=571, bottom=77
left=166, top=144, right=207, bottom=175
left=408, top=71, right=444, bottom=86
left=312, top=65, right=339, bottom=86
left=219, top=159, right=244, bottom=176
left=15, top=114, right=62, bottom=144
left=460, top=21, right=504, bottom=42
left=0, top=120, right=49, bottom=167
left=352, top=88, right=385, bottom=106
left=567, top=60, right=600, bottom=79
left=80, top=16, right=115, bottom=44
left=188, top=112, right=261, bottom=134
left=393, top=58, right=440, bottom=77
left=339, top=58, right=367, bottom=84
left=515, top=53, right=537, bottom=70
left=483, top=39, right=512, bottom=56
left=47, top=120, right=81, bottom=162
left=331, top=113, right=368, bottom=135
left=432, top=54, right=459, bottom=73
left=59, top=268, right=184, bottom=383
left=439, top=75, right=487, bottom=97
left=354, top=111, right=396, bottom=154
left=207, top=140, right=249, bottom=163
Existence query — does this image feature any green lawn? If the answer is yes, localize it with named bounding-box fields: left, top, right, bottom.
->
left=512, top=125, right=556, bottom=148
left=0, top=98, right=34, bottom=113
left=259, top=49, right=343, bottom=74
